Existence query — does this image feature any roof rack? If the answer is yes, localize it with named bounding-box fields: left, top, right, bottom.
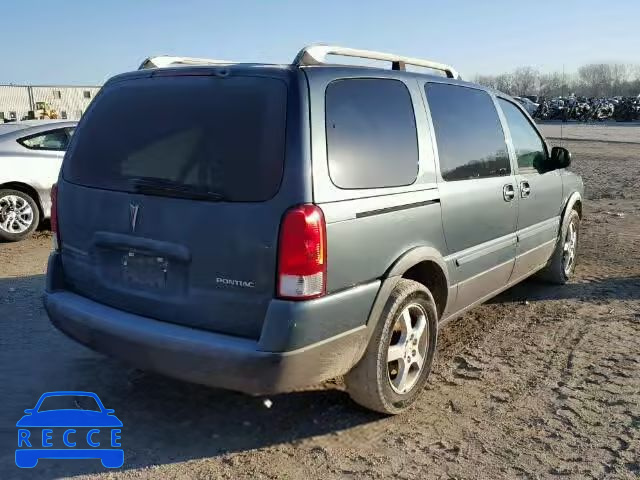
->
left=138, top=55, right=236, bottom=70
left=293, top=45, right=460, bottom=79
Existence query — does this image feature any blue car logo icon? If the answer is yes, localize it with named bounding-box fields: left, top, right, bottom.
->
left=16, top=391, right=123, bottom=468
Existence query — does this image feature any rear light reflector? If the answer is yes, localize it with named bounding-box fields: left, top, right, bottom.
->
left=277, top=204, right=327, bottom=300
left=50, top=183, right=61, bottom=250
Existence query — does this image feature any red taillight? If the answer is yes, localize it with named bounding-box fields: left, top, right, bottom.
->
left=277, top=204, right=327, bottom=300
left=50, top=184, right=61, bottom=249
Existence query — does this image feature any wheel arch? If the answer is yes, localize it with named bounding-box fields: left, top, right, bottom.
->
left=563, top=191, right=582, bottom=220
left=367, top=246, right=451, bottom=327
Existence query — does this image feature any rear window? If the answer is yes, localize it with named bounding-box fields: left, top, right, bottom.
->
left=64, top=75, right=287, bottom=201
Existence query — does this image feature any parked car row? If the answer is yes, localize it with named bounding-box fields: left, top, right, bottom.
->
left=532, top=95, right=640, bottom=122
left=0, top=120, right=76, bottom=241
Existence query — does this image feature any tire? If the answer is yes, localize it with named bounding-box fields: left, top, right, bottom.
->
left=345, top=279, right=438, bottom=414
left=0, top=189, right=40, bottom=242
left=538, top=209, right=580, bottom=284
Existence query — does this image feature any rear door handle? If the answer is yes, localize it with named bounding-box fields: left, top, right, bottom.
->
left=520, top=181, right=531, bottom=198
left=503, top=184, right=515, bottom=202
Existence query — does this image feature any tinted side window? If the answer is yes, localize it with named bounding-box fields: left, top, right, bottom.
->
left=498, top=99, right=547, bottom=170
left=325, top=79, right=418, bottom=189
left=18, top=129, right=70, bottom=151
left=426, top=83, right=510, bottom=181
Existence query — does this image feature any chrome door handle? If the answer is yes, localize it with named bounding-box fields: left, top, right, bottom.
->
left=520, top=181, right=531, bottom=198
left=503, top=184, right=515, bottom=202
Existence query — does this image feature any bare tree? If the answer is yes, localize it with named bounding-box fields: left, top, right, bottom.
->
left=494, top=73, right=514, bottom=95
left=610, top=64, right=629, bottom=88
left=512, top=67, right=539, bottom=96
left=473, top=62, right=640, bottom=98
left=578, top=64, right=613, bottom=97
left=539, top=72, right=569, bottom=98
left=474, top=75, right=497, bottom=89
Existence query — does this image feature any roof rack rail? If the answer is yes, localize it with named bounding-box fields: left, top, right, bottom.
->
left=293, top=44, right=460, bottom=79
left=138, top=55, right=236, bottom=70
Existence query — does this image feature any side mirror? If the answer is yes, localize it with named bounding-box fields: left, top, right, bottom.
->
left=23, top=409, right=34, bottom=414
left=550, top=146, right=571, bottom=169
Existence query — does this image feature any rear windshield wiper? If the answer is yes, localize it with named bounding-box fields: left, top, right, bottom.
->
left=129, top=177, right=226, bottom=202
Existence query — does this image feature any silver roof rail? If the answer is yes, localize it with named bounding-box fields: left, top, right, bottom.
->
left=293, top=44, right=460, bottom=79
left=138, top=55, right=236, bottom=70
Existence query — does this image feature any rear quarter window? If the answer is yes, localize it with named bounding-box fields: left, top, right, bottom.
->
left=64, top=75, right=288, bottom=202
left=325, top=78, right=418, bottom=189
left=18, top=128, right=70, bottom=151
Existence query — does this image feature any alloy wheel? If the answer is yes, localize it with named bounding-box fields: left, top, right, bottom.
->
left=387, top=303, right=429, bottom=394
left=0, top=195, right=34, bottom=235
left=563, top=220, right=578, bottom=276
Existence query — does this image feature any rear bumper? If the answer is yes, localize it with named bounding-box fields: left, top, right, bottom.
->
left=44, top=255, right=375, bottom=394
left=45, top=291, right=368, bottom=394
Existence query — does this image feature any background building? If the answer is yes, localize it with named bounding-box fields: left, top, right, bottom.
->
left=0, top=84, right=101, bottom=122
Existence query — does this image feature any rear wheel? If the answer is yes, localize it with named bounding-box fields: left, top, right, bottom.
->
left=345, top=279, right=438, bottom=414
left=0, top=189, right=40, bottom=242
left=538, top=209, right=580, bottom=284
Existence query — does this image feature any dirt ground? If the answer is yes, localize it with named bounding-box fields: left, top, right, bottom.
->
left=0, top=129, right=638, bottom=479
left=539, top=122, right=640, bottom=144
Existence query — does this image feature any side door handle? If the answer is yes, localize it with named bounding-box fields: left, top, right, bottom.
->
left=503, top=184, right=516, bottom=202
left=520, top=181, right=531, bottom=198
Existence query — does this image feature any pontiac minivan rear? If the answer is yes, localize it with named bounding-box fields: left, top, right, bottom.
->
left=57, top=69, right=295, bottom=339
left=44, top=65, right=372, bottom=394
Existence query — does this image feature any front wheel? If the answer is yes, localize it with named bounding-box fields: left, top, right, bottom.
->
left=345, top=279, right=438, bottom=414
left=0, top=189, right=40, bottom=242
left=538, top=209, right=580, bottom=284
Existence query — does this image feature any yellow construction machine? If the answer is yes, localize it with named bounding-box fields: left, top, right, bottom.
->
left=34, top=102, right=59, bottom=119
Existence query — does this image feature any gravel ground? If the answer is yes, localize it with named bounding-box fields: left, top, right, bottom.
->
left=0, top=131, right=638, bottom=479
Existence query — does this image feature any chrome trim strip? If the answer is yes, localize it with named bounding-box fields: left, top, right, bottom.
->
left=445, top=217, right=560, bottom=267
left=446, top=235, right=517, bottom=267
left=517, top=217, right=560, bottom=241
left=356, top=199, right=439, bottom=219
left=516, top=238, right=556, bottom=258
left=456, top=257, right=514, bottom=286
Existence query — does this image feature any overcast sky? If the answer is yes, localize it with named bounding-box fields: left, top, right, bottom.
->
left=3, top=0, right=639, bottom=85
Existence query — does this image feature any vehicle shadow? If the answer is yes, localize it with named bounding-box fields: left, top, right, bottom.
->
left=0, top=275, right=381, bottom=480
left=488, top=273, right=640, bottom=304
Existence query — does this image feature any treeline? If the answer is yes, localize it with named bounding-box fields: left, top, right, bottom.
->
left=474, top=64, right=640, bottom=98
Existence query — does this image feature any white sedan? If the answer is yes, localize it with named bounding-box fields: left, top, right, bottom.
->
left=0, top=120, right=76, bottom=241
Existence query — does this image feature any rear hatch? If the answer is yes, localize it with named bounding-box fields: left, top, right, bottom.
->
left=58, top=68, right=301, bottom=339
